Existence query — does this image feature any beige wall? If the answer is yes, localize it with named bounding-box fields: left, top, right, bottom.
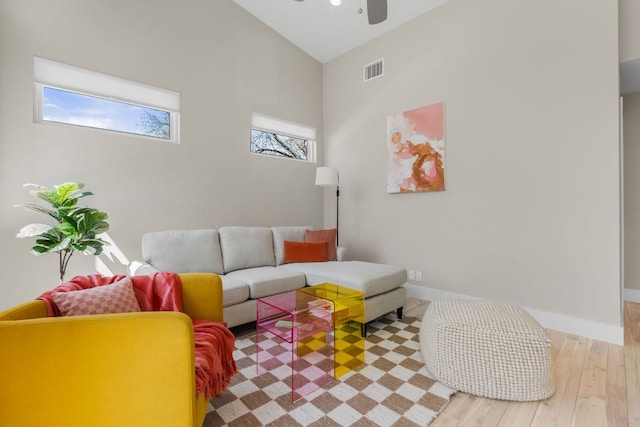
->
left=624, top=93, right=640, bottom=291
left=323, top=0, right=621, bottom=326
left=620, top=0, right=640, bottom=62
left=0, top=0, right=323, bottom=310
left=0, top=0, right=624, bottom=329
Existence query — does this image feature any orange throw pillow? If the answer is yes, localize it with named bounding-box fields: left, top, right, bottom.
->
left=283, top=240, right=328, bottom=263
left=305, top=228, right=337, bottom=261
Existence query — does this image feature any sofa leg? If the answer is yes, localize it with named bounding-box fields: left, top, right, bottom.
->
left=397, top=306, right=403, bottom=319
left=361, top=322, right=367, bottom=338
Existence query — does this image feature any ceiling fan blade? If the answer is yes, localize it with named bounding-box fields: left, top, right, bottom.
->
left=367, top=0, right=387, bottom=25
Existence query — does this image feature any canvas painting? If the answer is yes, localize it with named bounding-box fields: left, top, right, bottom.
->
left=387, top=102, right=445, bottom=193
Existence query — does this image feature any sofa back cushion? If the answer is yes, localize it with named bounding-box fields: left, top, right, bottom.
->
left=219, top=226, right=275, bottom=273
left=142, top=229, right=224, bottom=274
left=271, top=226, right=312, bottom=265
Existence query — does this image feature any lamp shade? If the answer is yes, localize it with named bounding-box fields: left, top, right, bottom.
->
left=315, top=167, right=339, bottom=187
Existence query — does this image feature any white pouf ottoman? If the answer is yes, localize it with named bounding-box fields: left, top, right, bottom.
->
left=419, top=299, right=554, bottom=401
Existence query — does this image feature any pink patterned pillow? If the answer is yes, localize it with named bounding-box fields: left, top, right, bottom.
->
left=51, top=277, right=141, bottom=316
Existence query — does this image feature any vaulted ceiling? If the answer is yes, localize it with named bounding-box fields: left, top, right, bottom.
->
left=233, top=0, right=447, bottom=63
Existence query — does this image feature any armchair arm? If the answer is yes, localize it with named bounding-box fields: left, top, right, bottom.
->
left=179, top=273, right=224, bottom=322
left=0, top=300, right=47, bottom=321
left=128, top=269, right=223, bottom=322
left=0, top=312, right=196, bottom=427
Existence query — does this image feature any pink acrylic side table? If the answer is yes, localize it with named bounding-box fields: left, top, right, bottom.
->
left=256, top=290, right=333, bottom=402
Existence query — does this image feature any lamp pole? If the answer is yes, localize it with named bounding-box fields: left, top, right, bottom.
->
left=315, top=166, right=340, bottom=246
left=336, top=184, right=340, bottom=246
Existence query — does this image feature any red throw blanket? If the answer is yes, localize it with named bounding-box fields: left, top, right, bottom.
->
left=193, top=319, right=237, bottom=400
left=38, top=273, right=183, bottom=316
left=38, top=273, right=236, bottom=399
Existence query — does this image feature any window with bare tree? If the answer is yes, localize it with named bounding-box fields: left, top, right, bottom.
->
left=250, top=113, right=316, bottom=162
left=251, top=130, right=309, bottom=160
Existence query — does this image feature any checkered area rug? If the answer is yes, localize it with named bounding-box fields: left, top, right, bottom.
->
left=204, top=316, right=455, bottom=426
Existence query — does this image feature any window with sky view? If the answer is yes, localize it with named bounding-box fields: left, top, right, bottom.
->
left=42, top=87, right=171, bottom=140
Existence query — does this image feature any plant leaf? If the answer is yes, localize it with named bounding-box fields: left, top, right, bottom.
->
left=18, top=203, right=59, bottom=220
left=83, top=246, right=97, bottom=255
left=32, top=188, right=59, bottom=206
left=18, top=182, right=109, bottom=262
left=49, top=237, right=71, bottom=252
left=30, top=245, right=50, bottom=255
left=55, top=182, right=83, bottom=201
left=81, top=239, right=106, bottom=255
left=16, top=223, right=53, bottom=238
left=23, top=183, right=46, bottom=190
left=36, top=228, right=66, bottom=248
left=75, top=191, right=94, bottom=199
left=58, top=222, right=77, bottom=237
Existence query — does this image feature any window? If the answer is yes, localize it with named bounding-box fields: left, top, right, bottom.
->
left=33, top=56, right=180, bottom=142
left=250, top=113, right=316, bottom=162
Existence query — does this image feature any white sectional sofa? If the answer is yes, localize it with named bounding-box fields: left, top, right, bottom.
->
left=130, top=226, right=407, bottom=335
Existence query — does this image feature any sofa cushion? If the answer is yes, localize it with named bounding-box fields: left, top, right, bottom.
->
left=305, top=228, right=337, bottom=261
left=142, top=229, right=224, bottom=274
left=51, top=277, right=141, bottom=316
left=219, top=227, right=275, bottom=273
left=279, top=260, right=407, bottom=298
left=226, top=267, right=306, bottom=299
left=220, top=275, right=250, bottom=307
left=271, top=226, right=312, bottom=266
left=283, top=241, right=328, bottom=263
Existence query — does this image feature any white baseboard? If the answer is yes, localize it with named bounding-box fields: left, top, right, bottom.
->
left=625, top=288, right=640, bottom=303
left=404, top=283, right=624, bottom=346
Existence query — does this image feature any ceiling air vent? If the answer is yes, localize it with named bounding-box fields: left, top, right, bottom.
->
left=364, top=58, right=384, bottom=82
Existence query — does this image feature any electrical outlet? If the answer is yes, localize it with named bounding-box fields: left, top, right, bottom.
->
left=415, top=271, right=422, bottom=281
left=408, top=270, right=416, bottom=280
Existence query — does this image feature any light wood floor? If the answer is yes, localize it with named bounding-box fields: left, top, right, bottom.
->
left=403, top=298, right=640, bottom=427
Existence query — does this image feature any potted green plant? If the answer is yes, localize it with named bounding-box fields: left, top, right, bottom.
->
left=16, top=182, right=110, bottom=282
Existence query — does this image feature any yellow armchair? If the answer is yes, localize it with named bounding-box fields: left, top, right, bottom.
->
left=0, top=273, right=224, bottom=427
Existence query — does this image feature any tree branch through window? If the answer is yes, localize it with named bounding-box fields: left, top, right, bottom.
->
left=251, top=129, right=308, bottom=161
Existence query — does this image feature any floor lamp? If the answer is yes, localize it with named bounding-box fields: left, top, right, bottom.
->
left=315, top=166, right=340, bottom=245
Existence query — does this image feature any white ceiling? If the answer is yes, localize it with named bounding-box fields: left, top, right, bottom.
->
left=233, top=0, right=640, bottom=94
left=233, top=0, right=448, bottom=63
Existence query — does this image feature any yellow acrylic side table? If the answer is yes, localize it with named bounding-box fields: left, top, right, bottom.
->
left=298, top=283, right=365, bottom=379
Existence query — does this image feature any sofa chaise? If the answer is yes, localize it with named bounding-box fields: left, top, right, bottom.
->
left=130, top=226, right=407, bottom=333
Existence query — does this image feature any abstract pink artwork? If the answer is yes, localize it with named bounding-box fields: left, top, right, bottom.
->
left=387, top=102, right=445, bottom=193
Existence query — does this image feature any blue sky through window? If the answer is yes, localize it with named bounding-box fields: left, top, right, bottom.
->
left=42, top=87, right=170, bottom=139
